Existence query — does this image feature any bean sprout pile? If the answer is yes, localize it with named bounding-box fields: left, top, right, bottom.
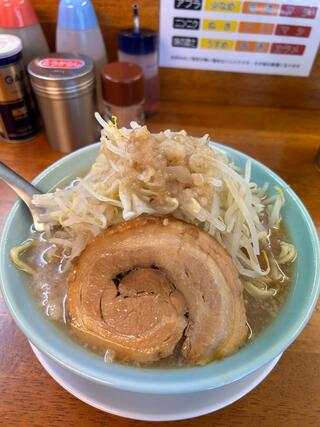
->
left=27, top=115, right=296, bottom=298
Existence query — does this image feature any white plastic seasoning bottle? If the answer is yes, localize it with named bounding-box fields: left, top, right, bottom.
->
left=0, top=0, right=49, bottom=66
left=56, top=0, right=107, bottom=112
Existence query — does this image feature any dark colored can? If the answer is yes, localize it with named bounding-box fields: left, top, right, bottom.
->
left=0, top=34, right=39, bottom=142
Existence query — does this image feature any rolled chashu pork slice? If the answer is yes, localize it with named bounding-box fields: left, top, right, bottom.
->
left=68, top=216, right=247, bottom=365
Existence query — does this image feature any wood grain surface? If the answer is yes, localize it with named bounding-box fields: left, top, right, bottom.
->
left=29, top=0, right=320, bottom=110
left=0, top=102, right=319, bottom=426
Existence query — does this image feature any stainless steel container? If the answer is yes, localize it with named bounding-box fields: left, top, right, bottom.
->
left=28, top=53, right=99, bottom=153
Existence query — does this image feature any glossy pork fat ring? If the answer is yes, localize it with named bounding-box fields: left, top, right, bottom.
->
left=68, top=216, right=248, bottom=365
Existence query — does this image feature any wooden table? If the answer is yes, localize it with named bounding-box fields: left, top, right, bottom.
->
left=0, top=102, right=319, bottom=427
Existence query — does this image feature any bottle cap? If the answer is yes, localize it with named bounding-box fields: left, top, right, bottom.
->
left=0, top=0, right=39, bottom=28
left=57, top=0, right=98, bottom=31
left=118, top=29, right=158, bottom=55
left=28, top=52, right=95, bottom=98
left=0, top=34, right=22, bottom=59
left=101, top=62, right=144, bottom=107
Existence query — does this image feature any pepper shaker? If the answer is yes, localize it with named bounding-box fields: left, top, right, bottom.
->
left=101, top=61, right=144, bottom=128
left=28, top=53, right=99, bottom=153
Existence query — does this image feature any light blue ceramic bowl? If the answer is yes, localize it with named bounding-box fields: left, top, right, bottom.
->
left=0, top=143, right=319, bottom=395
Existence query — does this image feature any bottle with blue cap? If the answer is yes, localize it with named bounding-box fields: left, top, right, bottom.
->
left=118, top=4, right=159, bottom=115
left=56, top=0, right=107, bottom=112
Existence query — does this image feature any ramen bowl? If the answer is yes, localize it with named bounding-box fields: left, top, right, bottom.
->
left=0, top=143, right=319, bottom=395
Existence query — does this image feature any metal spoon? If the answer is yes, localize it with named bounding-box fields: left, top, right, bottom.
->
left=0, top=161, right=45, bottom=231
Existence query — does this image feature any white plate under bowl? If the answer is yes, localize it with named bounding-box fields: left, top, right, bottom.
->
left=30, top=343, right=282, bottom=421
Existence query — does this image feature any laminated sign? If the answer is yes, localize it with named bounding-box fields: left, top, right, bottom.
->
left=159, top=0, right=320, bottom=76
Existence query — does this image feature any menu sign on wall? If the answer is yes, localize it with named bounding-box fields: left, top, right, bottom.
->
left=159, top=0, right=320, bottom=76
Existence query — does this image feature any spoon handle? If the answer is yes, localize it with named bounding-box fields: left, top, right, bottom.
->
left=0, top=161, right=45, bottom=231
left=0, top=161, right=42, bottom=205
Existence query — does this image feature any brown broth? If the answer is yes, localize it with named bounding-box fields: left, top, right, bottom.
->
left=21, top=223, right=295, bottom=368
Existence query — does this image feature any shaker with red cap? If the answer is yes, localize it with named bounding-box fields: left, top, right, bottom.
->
left=0, top=0, right=49, bottom=65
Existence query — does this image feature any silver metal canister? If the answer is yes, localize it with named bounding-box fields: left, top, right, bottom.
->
left=28, top=53, right=99, bottom=153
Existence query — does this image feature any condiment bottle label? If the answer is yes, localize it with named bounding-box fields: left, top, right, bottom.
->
left=38, top=59, right=85, bottom=69
left=0, top=60, right=31, bottom=102
left=0, top=57, right=39, bottom=140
